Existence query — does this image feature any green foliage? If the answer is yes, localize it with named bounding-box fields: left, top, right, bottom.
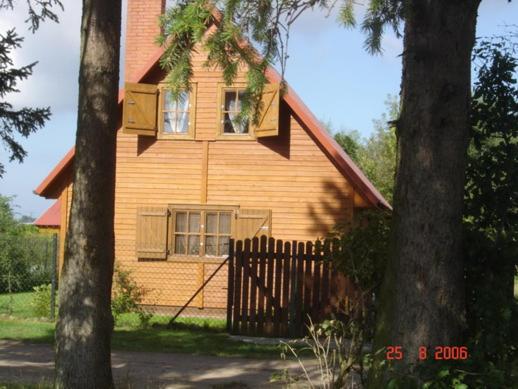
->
left=332, top=210, right=392, bottom=309
left=0, top=0, right=63, bottom=33
left=461, top=35, right=518, bottom=387
left=333, top=130, right=362, bottom=164
left=31, top=283, right=51, bottom=318
left=465, top=37, right=518, bottom=235
left=111, top=264, right=152, bottom=328
left=281, top=318, right=366, bottom=388
left=359, top=0, right=403, bottom=54
left=332, top=210, right=391, bottom=294
left=382, top=358, right=514, bottom=389
left=332, top=95, right=398, bottom=203
left=159, top=0, right=402, bottom=125
left=314, top=210, right=392, bottom=386
left=0, top=1, right=63, bottom=177
left=0, top=195, right=55, bottom=293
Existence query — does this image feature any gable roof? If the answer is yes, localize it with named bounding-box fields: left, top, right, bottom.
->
left=34, top=200, right=61, bottom=227
left=34, top=18, right=390, bottom=210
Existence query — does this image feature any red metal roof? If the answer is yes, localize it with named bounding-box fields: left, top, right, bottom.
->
left=34, top=200, right=60, bottom=227
left=34, top=13, right=391, bottom=210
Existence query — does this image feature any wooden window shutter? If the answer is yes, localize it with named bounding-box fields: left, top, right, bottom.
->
left=123, top=82, right=158, bottom=136
left=234, top=209, right=272, bottom=241
left=136, top=207, right=170, bottom=259
left=254, top=83, right=280, bottom=138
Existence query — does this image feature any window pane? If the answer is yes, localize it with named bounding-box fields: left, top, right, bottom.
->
left=188, top=235, right=200, bottom=255
left=234, top=118, right=249, bottom=134
left=224, top=91, right=238, bottom=111
left=223, top=114, right=236, bottom=133
left=174, top=235, right=186, bottom=254
left=177, top=91, right=189, bottom=109
left=206, top=236, right=217, bottom=256
left=219, top=236, right=230, bottom=256
left=206, top=213, right=217, bottom=234
left=163, top=91, right=189, bottom=134
left=223, top=114, right=248, bottom=134
left=164, top=90, right=177, bottom=111
left=189, top=212, right=200, bottom=233
left=164, top=111, right=178, bottom=133
left=219, top=213, right=231, bottom=234
left=175, top=212, right=187, bottom=232
left=177, top=111, right=189, bottom=133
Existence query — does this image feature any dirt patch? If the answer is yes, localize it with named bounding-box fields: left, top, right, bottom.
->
left=0, top=340, right=317, bottom=388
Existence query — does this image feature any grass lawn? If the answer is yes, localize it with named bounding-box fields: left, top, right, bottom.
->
left=0, top=384, right=51, bottom=389
left=0, top=292, right=285, bottom=359
left=0, top=316, right=283, bottom=359
left=0, top=292, right=38, bottom=319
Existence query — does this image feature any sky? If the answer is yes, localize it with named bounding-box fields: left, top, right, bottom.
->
left=0, top=0, right=516, bottom=218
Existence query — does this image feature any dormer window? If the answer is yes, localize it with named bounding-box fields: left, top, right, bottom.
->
left=158, top=83, right=197, bottom=139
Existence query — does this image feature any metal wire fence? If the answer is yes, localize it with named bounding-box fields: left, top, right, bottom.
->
left=0, top=235, right=230, bottom=325
left=0, top=232, right=58, bottom=320
left=115, top=241, right=229, bottom=324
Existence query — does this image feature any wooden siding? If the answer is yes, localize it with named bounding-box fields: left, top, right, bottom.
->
left=53, top=45, right=361, bottom=310
left=58, top=182, right=72, bottom=272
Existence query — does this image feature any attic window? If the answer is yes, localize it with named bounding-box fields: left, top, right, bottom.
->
left=158, top=84, right=197, bottom=139
left=218, top=86, right=251, bottom=138
left=164, top=91, right=189, bottom=133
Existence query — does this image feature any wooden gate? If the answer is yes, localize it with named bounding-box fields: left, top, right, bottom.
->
left=226, top=236, right=358, bottom=338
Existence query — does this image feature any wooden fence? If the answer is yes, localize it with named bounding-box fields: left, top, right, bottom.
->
left=226, top=236, right=359, bottom=338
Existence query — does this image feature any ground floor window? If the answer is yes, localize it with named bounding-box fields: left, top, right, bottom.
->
left=135, top=205, right=271, bottom=261
left=170, top=206, right=235, bottom=258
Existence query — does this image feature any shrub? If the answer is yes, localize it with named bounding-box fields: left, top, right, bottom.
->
left=288, top=209, right=392, bottom=387
left=31, top=283, right=52, bottom=318
left=112, top=263, right=152, bottom=327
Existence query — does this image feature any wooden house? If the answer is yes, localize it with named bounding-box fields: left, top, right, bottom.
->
left=33, top=200, right=60, bottom=236
left=34, top=1, right=389, bottom=315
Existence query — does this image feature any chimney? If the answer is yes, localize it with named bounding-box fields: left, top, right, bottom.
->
left=124, top=0, right=165, bottom=81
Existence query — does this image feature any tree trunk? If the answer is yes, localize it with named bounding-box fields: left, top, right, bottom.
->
left=55, top=0, right=121, bottom=388
left=370, top=1, right=480, bottom=385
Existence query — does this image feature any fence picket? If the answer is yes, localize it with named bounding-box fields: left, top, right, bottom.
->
left=264, top=237, right=275, bottom=335
left=281, top=241, right=291, bottom=336
left=256, top=236, right=267, bottom=334
left=321, top=239, right=331, bottom=319
left=273, top=239, right=283, bottom=337
left=226, top=239, right=235, bottom=332
left=303, top=241, right=313, bottom=327
left=232, top=240, right=243, bottom=334
left=241, top=239, right=251, bottom=334
left=226, top=237, right=359, bottom=338
left=312, top=241, right=322, bottom=322
left=248, top=237, right=259, bottom=336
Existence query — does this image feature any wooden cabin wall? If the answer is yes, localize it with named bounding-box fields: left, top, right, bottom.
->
left=58, top=182, right=72, bottom=272
left=53, top=46, right=359, bottom=311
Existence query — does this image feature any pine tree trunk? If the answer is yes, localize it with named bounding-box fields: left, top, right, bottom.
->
left=370, top=1, right=480, bottom=385
left=55, top=0, right=121, bottom=387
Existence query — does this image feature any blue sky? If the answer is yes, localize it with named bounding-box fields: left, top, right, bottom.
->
left=0, top=0, right=516, bottom=218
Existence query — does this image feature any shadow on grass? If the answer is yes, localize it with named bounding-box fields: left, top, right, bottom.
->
left=0, top=318, right=282, bottom=359
left=112, top=327, right=282, bottom=359
left=0, top=319, right=54, bottom=345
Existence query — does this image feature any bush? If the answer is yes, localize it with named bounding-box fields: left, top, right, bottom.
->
left=295, top=209, right=392, bottom=386
left=31, top=283, right=52, bottom=318
left=112, top=264, right=152, bottom=328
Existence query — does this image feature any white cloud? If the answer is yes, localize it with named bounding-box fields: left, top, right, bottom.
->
left=0, top=1, right=81, bottom=115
